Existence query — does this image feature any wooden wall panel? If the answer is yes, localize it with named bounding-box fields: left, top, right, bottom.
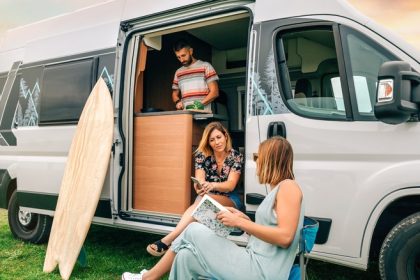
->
left=133, top=114, right=198, bottom=214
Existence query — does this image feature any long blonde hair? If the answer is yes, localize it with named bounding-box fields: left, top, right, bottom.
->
left=195, top=122, right=232, bottom=157
left=256, top=136, right=294, bottom=186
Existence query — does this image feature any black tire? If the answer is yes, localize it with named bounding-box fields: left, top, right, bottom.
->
left=379, top=212, right=420, bottom=280
left=7, top=190, right=52, bottom=244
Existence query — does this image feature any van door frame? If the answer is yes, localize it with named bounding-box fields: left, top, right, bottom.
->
left=115, top=4, right=254, bottom=224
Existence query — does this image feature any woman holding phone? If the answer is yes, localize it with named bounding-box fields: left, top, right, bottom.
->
left=146, top=122, right=243, bottom=257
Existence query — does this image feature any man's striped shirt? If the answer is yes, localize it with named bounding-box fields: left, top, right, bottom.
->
left=172, top=60, right=218, bottom=111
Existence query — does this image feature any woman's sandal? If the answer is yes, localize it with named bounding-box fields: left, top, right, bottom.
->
left=146, top=240, right=170, bottom=257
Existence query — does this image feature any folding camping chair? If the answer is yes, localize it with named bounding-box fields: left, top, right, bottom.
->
left=288, top=216, right=319, bottom=280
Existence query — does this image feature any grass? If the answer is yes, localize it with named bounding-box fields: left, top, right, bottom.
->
left=0, top=209, right=380, bottom=279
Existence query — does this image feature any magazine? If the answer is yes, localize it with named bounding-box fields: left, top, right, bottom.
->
left=191, top=194, right=235, bottom=237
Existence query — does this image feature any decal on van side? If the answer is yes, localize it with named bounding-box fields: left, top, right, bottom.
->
left=251, top=48, right=289, bottom=116
left=100, top=66, right=114, bottom=92
left=14, top=78, right=40, bottom=127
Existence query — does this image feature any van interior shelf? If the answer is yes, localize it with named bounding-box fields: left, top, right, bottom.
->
left=134, top=110, right=228, bottom=121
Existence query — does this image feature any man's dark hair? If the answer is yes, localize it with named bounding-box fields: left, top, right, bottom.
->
left=173, top=39, right=192, bottom=52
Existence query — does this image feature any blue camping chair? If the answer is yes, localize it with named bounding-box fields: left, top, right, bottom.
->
left=288, top=216, right=319, bottom=280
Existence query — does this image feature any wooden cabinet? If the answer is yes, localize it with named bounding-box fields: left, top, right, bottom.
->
left=133, top=112, right=203, bottom=215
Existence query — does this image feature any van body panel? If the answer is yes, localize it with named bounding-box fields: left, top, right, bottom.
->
left=122, top=0, right=205, bottom=22
left=14, top=125, right=112, bottom=205
left=0, top=0, right=124, bottom=72
left=23, top=21, right=119, bottom=65
left=254, top=0, right=367, bottom=24
left=360, top=188, right=420, bottom=264
left=257, top=113, right=420, bottom=257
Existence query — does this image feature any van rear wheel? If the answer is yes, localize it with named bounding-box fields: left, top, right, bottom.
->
left=379, top=212, right=420, bottom=280
left=7, top=190, right=52, bottom=244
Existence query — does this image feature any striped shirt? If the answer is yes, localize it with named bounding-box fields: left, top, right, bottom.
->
left=172, top=60, right=218, bottom=111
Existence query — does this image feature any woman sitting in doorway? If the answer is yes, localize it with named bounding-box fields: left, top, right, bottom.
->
left=146, top=121, right=244, bottom=257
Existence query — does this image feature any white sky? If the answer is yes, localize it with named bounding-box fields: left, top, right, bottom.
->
left=0, top=0, right=419, bottom=49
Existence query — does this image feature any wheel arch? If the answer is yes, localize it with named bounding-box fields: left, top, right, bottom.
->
left=361, top=187, right=420, bottom=263
left=0, top=169, right=17, bottom=209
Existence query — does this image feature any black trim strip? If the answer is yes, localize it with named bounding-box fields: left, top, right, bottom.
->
left=0, top=170, right=12, bottom=209
left=309, top=216, right=332, bottom=245
left=16, top=191, right=112, bottom=219
left=246, top=207, right=331, bottom=245
left=21, top=47, right=116, bottom=69
left=333, top=23, right=354, bottom=121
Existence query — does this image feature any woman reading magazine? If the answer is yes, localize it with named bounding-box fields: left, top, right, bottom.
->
left=123, top=136, right=303, bottom=280
left=146, top=122, right=244, bottom=257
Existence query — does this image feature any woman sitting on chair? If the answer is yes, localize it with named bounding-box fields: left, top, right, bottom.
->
left=123, top=136, right=303, bottom=280
left=146, top=121, right=243, bottom=257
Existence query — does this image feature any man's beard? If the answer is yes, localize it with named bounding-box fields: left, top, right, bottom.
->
left=182, top=57, right=193, bottom=66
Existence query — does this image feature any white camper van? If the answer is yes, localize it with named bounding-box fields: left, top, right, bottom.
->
left=0, top=0, right=419, bottom=279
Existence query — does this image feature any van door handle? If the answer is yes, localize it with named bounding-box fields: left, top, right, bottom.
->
left=267, top=121, right=286, bottom=138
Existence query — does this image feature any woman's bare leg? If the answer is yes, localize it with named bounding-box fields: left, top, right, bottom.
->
left=152, top=194, right=235, bottom=248
left=160, top=202, right=197, bottom=245
left=208, top=194, right=235, bottom=207
left=142, top=250, right=176, bottom=280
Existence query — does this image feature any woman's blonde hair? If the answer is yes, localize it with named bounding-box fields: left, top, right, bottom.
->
left=195, top=122, right=232, bottom=157
left=256, top=136, right=294, bottom=186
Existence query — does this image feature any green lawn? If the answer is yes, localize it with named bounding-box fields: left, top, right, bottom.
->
left=0, top=209, right=380, bottom=279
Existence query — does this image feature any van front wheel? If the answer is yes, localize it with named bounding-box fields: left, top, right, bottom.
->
left=7, top=190, right=52, bottom=244
left=379, top=212, right=420, bottom=280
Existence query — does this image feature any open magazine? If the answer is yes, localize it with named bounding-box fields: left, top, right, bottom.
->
left=191, top=194, right=235, bottom=237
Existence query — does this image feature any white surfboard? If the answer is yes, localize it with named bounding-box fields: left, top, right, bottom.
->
left=43, top=78, right=114, bottom=279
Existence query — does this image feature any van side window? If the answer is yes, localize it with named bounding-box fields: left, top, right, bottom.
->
left=340, top=26, right=398, bottom=119
left=275, top=27, right=347, bottom=120
left=39, top=59, right=93, bottom=124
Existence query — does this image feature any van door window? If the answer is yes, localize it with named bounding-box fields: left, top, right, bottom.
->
left=275, top=27, right=348, bottom=120
left=340, top=26, right=398, bottom=119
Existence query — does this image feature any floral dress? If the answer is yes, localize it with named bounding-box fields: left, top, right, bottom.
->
left=195, top=148, right=243, bottom=208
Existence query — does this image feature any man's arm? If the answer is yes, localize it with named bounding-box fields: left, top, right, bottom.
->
left=201, top=81, right=219, bottom=105
left=172, top=89, right=183, bottom=110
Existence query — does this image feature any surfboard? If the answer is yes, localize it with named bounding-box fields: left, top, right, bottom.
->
left=43, top=78, right=114, bottom=280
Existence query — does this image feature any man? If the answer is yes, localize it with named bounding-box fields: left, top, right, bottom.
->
left=172, top=40, right=219, bottom=111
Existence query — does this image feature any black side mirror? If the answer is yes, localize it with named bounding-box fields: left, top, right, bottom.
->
left=374, top=61, right=420, bottom=125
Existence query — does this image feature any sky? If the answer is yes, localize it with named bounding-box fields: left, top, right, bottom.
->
left=350, top=0, right=420, bottom=49
left=0, top=0, right=419, bottom=49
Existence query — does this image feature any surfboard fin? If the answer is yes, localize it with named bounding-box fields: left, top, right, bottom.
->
left=77, top=246, right=88, bottom=268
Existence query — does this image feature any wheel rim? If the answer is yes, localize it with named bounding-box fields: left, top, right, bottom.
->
left=18, top=209, right=33, bottom=226
left=15, top=206, right=38, bottom=232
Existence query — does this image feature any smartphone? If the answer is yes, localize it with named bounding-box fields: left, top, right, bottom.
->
left=191, top=176, right=203, bottom=190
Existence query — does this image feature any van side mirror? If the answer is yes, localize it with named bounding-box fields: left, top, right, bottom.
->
left=374, top=61, right=420, bottom=124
